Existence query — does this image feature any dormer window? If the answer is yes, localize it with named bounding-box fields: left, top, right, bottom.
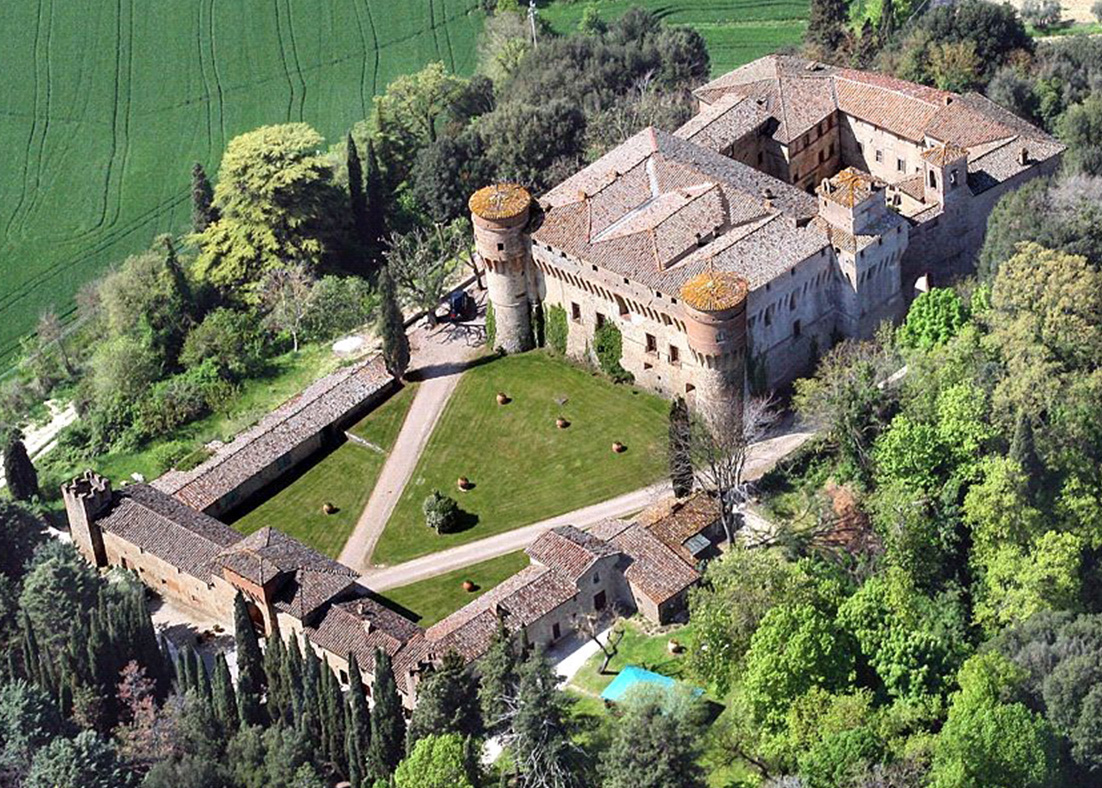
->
left=928, top=170, right=937, bottom=188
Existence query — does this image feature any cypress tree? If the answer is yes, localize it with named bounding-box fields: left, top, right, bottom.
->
left=479, top=621, right=518, bottom=732
left=363, top=139, right=387, bottom=260
left=668, top=396, right=694, bottom=499
left=348, top=135, right=369, bottom=253
left=21, top=614, right=42, bottom=686
left=3, top=433, right=39, bottom=502
left=367, top=648, right=406, bottom=782
left=321, top=659, right=347, bottom=775
left=233, top=592, right=265, bottom=726
left=1010, top=413, right=1044, bottom=497
left=265, top=634, right=288, bottom=726
left=211, top=653, right=239, bottom=735
left=191, top=162, right=216, bottom=233
left=379, top=265, right=411, bottom=379
left=346, top=653, right=371, bottom=788
left=298, top=644, right=323, bottom=752
left=284, top=635, right=304, bottom=725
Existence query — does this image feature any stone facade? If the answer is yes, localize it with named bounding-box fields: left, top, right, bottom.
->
left=473, top=56, right=1063, bottom=415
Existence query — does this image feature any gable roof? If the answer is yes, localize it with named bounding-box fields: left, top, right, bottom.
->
left=525, top=525, right=620, bottom=582
left=589, top=520, right=700, bottom=606
left=94, top=484, right=243, bottom=581
left=304, top=594, right=423, bottom=673
left=153, top=356, right=392, bottom=512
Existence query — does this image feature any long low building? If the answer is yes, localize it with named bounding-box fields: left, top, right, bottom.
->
left=63, top=357, right=721, bottom=708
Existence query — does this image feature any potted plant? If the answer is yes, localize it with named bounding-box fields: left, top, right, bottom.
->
left=457, top=476, right=472, bottom=492
left=462, top=580, right=476, bottom=592
left=322, top=502, right=337, bottom=515
left=496, top=392, right=510, bottom=405
left=612, top=441, right=626, bottom=453
left=668, top=638, right=683, bottom=655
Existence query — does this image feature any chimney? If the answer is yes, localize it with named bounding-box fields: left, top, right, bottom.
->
left=1018, top=146, right=1029, bottom=166
left=363, top=618, right=374, bottom=635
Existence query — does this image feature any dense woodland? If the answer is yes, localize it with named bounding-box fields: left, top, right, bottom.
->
left=1, top=1, right=1102, bottom=786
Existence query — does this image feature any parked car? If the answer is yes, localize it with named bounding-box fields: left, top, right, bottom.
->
left=447, top=290, right=477, bottom=321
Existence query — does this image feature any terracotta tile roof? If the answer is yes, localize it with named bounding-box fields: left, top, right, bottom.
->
left=589, top=520, right=700, bottom=606
left=214, top=527, right=358, bottom=620
left=674, top=92, right=772, bottom=152
left=94, top=484, right=243, bottom=581
left=893, top=173, right=925, bottom=201
left=304, top=594, right=422, bottom=672
left=966, top=135, right=1066, bottom=194
left=821, top=167, right=881, bottom=207
left=525, top=526, right=620, bottom=582
left=638, top=493, right=722, bottom=564
left=921, top=142, right=968, bottom=166
left=535, top=127, right=825, bottom=294
left=424, top=564, right=577, bottom=661
left=153, top=356, right=393, bottom=512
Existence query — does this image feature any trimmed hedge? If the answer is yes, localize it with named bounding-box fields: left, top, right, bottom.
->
left=546, top=304, right=568, bottom=355
left=593, top=322, right=632, bottom=383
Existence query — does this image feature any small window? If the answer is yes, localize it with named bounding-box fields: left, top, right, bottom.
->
left=764, top=307, right=773, bottom=327
left=857, top=142, right=864, bottom=154
left=669, top=345, right=680, bottom=364
left=897, top=158, right=905, bottom=172
left=596, top=313, right=606, bottom=328
left=928, top=170, right=937, bottom=188
left=793, top=319, right=802, bottom=337
left=819, top=149, right=826, bottom=163
left=792, top=172, right=800, bottom=184
left=828, top=143, right=835, bottom=158
left=552, top=622, right=561, bottom=641
left=593, top=572, right=600, bottom=585
left=594, top=591, right=607, bottom=610
left=645, top=334, right=657, bottom=354
left=803, top=133, right=810, bottom=147
left=875, top=149, right=883, bottom=163
left=757, top=150, right=764, bottom=165
left=497, top=242, right=504, bottom=251
left=339, top=669, right=349, bottom=685
left=685, top=383, right=695, bottom=393
left=571, top=302, right=581, bottom=321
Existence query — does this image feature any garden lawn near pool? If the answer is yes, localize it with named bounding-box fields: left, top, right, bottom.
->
left=225, top=381, right=418, bottom=557
left=539, top=0, right=809, bottom=76
left=371, top=352, right=669, bottom=565
left=382, top=550, right=529, bottom=626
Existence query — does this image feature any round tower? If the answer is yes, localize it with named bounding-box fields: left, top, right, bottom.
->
left=679, top=269, right=749, bottom=427
left=469, top=183, right=534, bottom=353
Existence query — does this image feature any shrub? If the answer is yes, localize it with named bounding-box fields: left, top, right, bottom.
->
left=896, top=288, right=968, bottom=351
left=303, top=275, right=379, bottom=341
left=423, top=490, right=461, bottom=534
left=180, top=307, right=266, bottom=380
left=545, top=304, right=568, bottom=354
left=485, top=301, right=496, bottom=348
left=135, top=360, right=236, bottom=438
left=593, top=322, right=632, bottom=382
left=149, top=440, right=195, bottom=475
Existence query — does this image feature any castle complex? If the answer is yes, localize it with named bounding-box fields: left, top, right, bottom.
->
left=62, top=56, right=1062, bottom=711
left=471, top=55, right=1064, bottom=419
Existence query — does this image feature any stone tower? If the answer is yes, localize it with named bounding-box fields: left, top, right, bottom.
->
left=921, top=142, right=969, bottom=210
left=679, top=269, right=749, bottom=427
left=469, top=183, right=534, bottom=353
left=62, top=470, right=113, bottom=567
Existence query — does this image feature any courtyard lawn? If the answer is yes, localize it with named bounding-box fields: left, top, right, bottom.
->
left=539, top=0, right=808, bottom=76
left=225, top=381, right=418, bottom=557
left=383, top=550, right=530, bottom=626
left=567, top=617, right=696, bottom=699
left=371, top=352, right=669, bottom=565
left=349, top=382, right=419, bottom=448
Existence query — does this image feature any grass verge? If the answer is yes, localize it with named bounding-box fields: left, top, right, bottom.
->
left=371, top=351, right=668, bottom=565
left=382, top=550, right=530, bottom=626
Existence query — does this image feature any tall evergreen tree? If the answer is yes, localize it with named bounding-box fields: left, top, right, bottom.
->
left=379, top=265, right=411, bottom=379
left=1010, top=413, right=1044, bottom=497
left=265, top=634, right=289, bottom=726
left=285, top=635, right=305, bottom=725
left=363, top=139, right=388, bottom=260
left=319, top=658, right=347, bottom=775
left=668, top=396, right=694, bottom=499
left=233, top=592, right=265, bottom=726
left=367, top=648, right=406, bottom=782
left=479, top=621, right=518, bottom=733
left=407, top=651, right=483, bottom=747
left=3, top=432, right=39, bottom=503
left=506, top=648, right=578, bottom=788
left=347, top=135, right=369, bottom=254
left=346, top=653, right=371, bottom=788
left=211, top=653, right=239, bottom=736
left=191, top=162, right=217, bottom=234
left=297, top=644, right=323, bottom=753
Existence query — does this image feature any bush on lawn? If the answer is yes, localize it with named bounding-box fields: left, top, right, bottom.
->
left=424, top=490, right=461, bottom=534
left=546, top=304, right=568, bottom=355
left=593, top=322, right=632, bottom=383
